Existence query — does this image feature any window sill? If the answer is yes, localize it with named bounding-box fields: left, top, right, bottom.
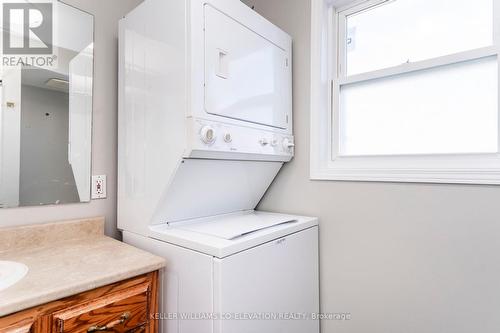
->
left=311, top=166, right=500, bottom=184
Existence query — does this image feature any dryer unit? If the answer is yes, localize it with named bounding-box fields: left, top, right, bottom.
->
left=118, top=0, right=294, bottom=235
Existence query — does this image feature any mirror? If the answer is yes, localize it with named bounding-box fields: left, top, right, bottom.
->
left=0, top=1, right=94, bottom=208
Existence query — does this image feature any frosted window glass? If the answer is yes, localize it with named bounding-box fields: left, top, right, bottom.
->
left=346, top=0, right=493, bottom=75
left=339, top=56, right=498, bottom=156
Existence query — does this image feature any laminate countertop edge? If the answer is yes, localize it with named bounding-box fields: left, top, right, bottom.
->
left=0, top=218, right=166, bottom=317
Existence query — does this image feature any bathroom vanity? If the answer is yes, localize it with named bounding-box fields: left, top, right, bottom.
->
left=0, top=272, right=158, bottom=333
left=0, top=218, right=165, bottom=333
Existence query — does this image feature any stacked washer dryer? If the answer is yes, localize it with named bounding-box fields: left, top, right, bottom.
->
left=118, top=0, right=319, bottom=332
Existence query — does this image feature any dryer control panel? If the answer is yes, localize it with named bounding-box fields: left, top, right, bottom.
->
left=185, top=119, right=294, bottom=162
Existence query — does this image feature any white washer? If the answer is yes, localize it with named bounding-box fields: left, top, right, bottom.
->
left=123, top=211, right=319, bottom=333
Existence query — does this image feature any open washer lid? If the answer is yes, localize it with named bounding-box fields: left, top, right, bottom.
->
left=148, top=211, right=318, bottom=258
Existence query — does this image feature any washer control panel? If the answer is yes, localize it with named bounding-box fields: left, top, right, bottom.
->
left=188, top=119, right=294, bottom=161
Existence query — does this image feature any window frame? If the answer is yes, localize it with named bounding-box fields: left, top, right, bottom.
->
left=310, top=0, right=500, bottom=184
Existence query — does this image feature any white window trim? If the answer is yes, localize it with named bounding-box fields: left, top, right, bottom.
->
left=310, top=0, right=500, bottom=184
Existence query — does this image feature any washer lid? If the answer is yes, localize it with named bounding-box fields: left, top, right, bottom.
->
left=148, top=211, right=318, bottom=258
left=176, top=212, right=297, bottom=240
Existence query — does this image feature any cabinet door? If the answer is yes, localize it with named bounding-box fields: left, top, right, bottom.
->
left=52, top=282, right=151, bottom=333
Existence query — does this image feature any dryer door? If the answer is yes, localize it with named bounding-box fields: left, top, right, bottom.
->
left=204, top=4, right=290, bottom=130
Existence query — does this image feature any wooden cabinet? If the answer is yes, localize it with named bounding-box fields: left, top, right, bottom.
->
left=0, top=318, right=35, bottom=333
left=0, top=272, right=159, bottom=333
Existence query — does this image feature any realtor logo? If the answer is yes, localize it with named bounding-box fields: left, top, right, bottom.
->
left=3, top=2, right=53, bottom=55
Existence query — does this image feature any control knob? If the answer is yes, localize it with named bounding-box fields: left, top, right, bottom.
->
left=200, top=126, right=216, bottom=144
left=283, top=138, right=295, bottom=151
left=223, top=133, right=232, bottom=143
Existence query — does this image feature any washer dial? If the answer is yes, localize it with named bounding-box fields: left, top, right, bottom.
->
left=200, top=126, right=216, bottom=144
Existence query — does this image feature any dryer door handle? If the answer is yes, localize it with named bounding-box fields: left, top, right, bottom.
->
left=216, top=49, right=229, bottom=79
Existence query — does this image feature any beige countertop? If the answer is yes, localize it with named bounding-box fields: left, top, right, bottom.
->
left=0, top=217, right=165, bottom=317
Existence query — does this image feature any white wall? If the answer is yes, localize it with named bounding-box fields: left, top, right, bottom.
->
left=19, top=84, right=79, bottom=206
left=244, top=1, right=500, bottom=332
left=0, top=68, right=22, bottom=208
left=0, top=0, right=142, bottom=237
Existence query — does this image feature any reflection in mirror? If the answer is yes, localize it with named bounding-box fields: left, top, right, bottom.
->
left=0, top=1, right=94, bottom=208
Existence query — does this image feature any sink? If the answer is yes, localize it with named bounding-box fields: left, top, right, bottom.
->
left=0, top=261, right=28, bottom=292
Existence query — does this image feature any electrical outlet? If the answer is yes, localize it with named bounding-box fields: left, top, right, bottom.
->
left=92, top=175, right=107, bottom=199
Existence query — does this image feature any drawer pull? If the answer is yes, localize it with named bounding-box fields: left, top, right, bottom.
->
left=87, top=312, right=131, bottom=332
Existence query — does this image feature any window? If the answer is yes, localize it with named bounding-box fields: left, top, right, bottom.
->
left=310, top=0, right=500, bottom=184
left=343, top=0, right=493, bottom=76
left=340, top=57, right=498, bottom=156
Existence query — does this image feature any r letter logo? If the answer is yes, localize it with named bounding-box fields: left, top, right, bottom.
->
left=3, top=3, right=53, bottom=54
